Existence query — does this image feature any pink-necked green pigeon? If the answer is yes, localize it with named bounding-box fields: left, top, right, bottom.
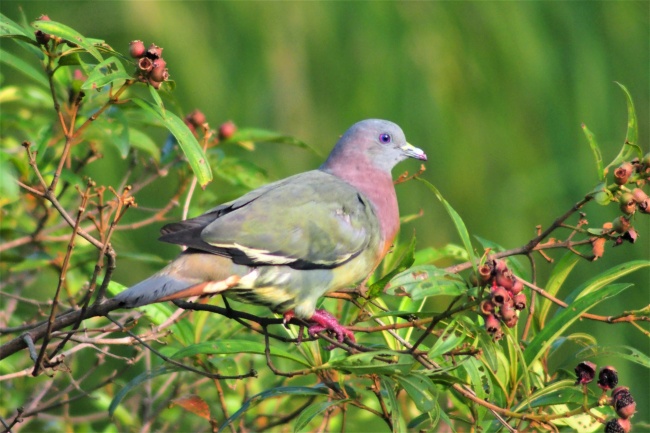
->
left=115, top=119, right=427, bottom=343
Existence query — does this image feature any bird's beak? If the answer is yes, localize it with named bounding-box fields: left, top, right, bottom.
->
left=401, top=142, right=427, bottom=161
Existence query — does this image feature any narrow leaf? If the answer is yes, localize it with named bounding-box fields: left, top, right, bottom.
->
left=581, top=123, right=604, bottom=180
left=386, top=265, right=466, bottom=300
left=368, top=234, right=416, bottom=298
left=81, top=56, right=132, bottom=90
left=417, top=178, right=477, bottom=270
left=218, top=386, right=329, bottom=433
left=378, top=376, right=405, bottom=433
left=32, top=20, right=103, bottom=62
left=537, top=252, right=581, bottom=327
left=0, top=49, right=48, bottom=87
left=132, top=98, right=212, bottom=186
left=616, top=82, right=638, bottom=146
left=524, top=283, right=632, bottom=366
left=577, top=345, right=650, bottom=369
left=293, top=400, right=348, bottom=432
left=109, top=366, right=180, bottom=416
left=563, top=260, right=649, bottom=305
left=172, top=340, right=310, bottom=367
left=1, top=13, right=30, bottom=38
left=603, top=83, right=643, bottom=174
left=222, top=127, right=320, bottom=155
left=395, top=372, right=438, bottom=412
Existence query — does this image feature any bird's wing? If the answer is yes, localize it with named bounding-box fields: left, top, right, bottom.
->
left=159, top=170, right=379, bottom=269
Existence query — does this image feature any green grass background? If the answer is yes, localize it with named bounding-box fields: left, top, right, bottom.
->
left=2, top=1, right=649, bottom=428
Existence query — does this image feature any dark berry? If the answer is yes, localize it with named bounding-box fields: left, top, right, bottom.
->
left=597, top=366, right=618, bottom=391
left=575, top=361, right=596, bottom=385
left=612, top=387, right=636, bottom=419
left=485, top=314, right=500, bottom=335
left=146, top=43, right=163, bottom=59
left=513, top=293, right=527, bottom=310
left=604, top=418, right=631, bottom=433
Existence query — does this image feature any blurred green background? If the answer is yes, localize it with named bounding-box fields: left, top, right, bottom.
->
left=2, top=0, right=649, bottom=426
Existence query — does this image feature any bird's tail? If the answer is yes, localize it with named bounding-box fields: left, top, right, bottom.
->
left=113, top=274, right=196, bottom=308
left=113, top=252, right=244, bottom=308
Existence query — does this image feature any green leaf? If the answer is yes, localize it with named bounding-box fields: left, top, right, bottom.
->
left=603, top=83, right=643, bottom=175
left=127, top=128, right=161, bottom=160
left=378, top=376, right=406, bottom=433
left=428, top=318, right=465, bottom=359
left=222, top=127, right=320, bottom=155
left=31, top=20, right=103, bottom=62
left=212, top=156, right=269, bottom=189
left=581, top=123, right=604, bottom=180
left=81, top=56, right=132, bottom=90
left=576, top=345, right=650, bottom=369
left=132, top=97, right=212, bottom=186
left=109, top=366, right=180, bottom=416
left=417, top=178, right=477, bottom=270
left=368, top=233, right=416, bottom=298
left=329, top=351, right=413, bottom=375
left=616, top=82, right=638, bottom=146
left=524, top=283, right=632, bottom=366
left=563, top=260, right=649, bottom=305
left=171, top=339, right=311, bottom=367
left=395, top=372, right=438, bottom=412
left=515, top=379, right=583, bottom=410
left=386, top=265, right=466, bottom=300
left=293, top=400, right=348, bottom=432
left=413, top=244, right=469, bottom=265
left=0, top=13, right=38, bottom=45
left=0, top=49, right=48, bottom=88
left=537, top=252, right=581, bottom=327
left=218, top=386, right=330, bottom=433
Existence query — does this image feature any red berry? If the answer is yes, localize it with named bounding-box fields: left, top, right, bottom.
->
left=129, top=40, right=146, bottom=58
left=218, top=121, right=237, bottom=140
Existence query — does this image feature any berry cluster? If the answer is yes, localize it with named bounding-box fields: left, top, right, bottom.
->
left=574, top=362, right=637, bottom=433
left=473, top=259, right=527, bottom=340
left=129, top=40, right=169, bottom=89
left=183, top=109, right=237, bottom=143
left=593, top=154, right=650, bottom=258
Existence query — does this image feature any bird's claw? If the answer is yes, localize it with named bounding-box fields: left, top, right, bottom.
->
left=307, top=309, right=356, bottom=345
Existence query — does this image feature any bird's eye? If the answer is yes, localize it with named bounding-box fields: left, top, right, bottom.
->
left=379, top=133, right=392, bottom=144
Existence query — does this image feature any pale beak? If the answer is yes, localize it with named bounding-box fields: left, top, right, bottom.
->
left=401, top=142, right=427, bottom=161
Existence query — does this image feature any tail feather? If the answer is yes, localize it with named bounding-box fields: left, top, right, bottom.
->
left=114, top=275, right=195, bottom=308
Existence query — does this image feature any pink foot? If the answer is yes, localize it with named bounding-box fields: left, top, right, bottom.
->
left=283, top=309, right=355, bottom=344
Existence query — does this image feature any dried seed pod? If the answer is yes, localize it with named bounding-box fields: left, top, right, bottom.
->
left=490, top=286, right=511, bottom=307
left=513, top=293, right=527, bottom=310
left=151, top=59, right=168, bottom=82
left=480, top=300, right=495, bottom=316
left=499, top=303, right=516, bottom=321
left=614, top=162, right=633, bottom=185
left=510, top=278, right=524, bottom=295
left=485, top=314, right=500, bottom=335
left=631, top=188, right=648, bottom=203
left=138, top=57, right=153, bottom=72
left=591, top=237, right=606, bottom=260
left=146, top=43, right=163, bottom=59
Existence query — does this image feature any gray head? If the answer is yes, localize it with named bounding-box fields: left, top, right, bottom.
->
left=321, top=119, right=427, bottom=174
